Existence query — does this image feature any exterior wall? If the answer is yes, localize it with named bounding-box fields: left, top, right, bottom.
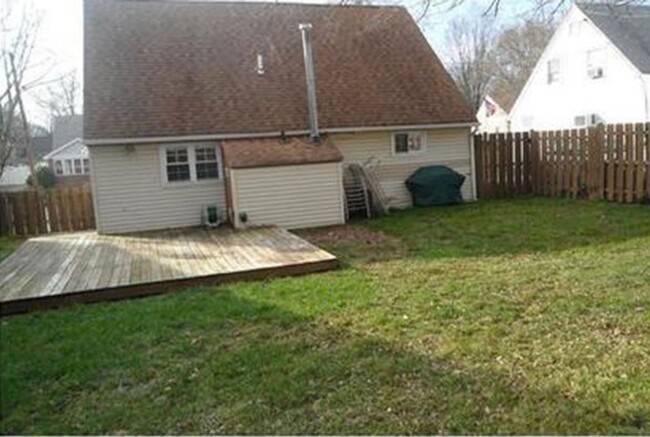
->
left=511, top=6, right=650, bottom=131
left=331, top=127, right=475, bottom=208
left=230, top=162, right=345, bottom=229
left=89, top=143, right=226, bottom=234
left=476, top=99, right=511, bottom=133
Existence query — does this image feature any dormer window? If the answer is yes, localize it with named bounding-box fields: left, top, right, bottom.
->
left=547, top=58, right=560, bottom=84
left=587, top=49, right=605, bottom=79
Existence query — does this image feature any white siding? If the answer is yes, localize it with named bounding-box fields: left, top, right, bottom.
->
left=89, top=143, right=226, bottom=234
left=331, top=128, right=474, bottom=208
left=231, top=163, right=345, bottom=229
left=510, top=5, right=650, bottom=131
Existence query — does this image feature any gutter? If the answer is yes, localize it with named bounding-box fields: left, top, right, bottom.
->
left=84, top=122, right=479, bottom=146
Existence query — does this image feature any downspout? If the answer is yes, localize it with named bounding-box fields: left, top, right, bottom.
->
left=299, top=23, right=320, bottom=143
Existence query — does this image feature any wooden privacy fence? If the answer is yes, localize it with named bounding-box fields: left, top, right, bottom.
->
left=474, top=123, right=650, bottom=203
left=0, top=186, right=95, bottom=236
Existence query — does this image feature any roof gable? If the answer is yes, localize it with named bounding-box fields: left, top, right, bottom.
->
left=577, top=2, right=650, bottom=74
left=43, top=138, right=88, bottom=160
left=84, top=0, right=474, bottom=141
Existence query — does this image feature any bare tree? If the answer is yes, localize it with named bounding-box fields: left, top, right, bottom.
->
left=0, top=3, right=40, bottom=179
left=488, top=19, right=555, bottom=111
left=445, top=14, right=496, bottom=111
left=36, top=70, right=81, bottom=123
left=413, top=0, right=646, bottom=22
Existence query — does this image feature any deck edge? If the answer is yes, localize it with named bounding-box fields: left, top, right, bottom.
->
left=0, top=258, right=339, bottom=317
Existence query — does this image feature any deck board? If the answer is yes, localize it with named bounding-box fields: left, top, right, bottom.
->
left=0, top=226, right=337, bottom=315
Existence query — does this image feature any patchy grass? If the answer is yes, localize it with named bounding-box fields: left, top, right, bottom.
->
left=1, top=198, right=649, bottom=434
left=0, top=237, right=22, bottom=262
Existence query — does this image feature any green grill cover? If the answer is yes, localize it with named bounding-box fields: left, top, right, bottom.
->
left=405, top=165, right=465, bottom=206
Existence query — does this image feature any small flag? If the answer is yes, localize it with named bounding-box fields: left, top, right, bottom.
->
left=485, top=98, right=498, bottom=117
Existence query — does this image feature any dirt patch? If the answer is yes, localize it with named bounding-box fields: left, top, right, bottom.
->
left=296, top=225, right=396, bottom=247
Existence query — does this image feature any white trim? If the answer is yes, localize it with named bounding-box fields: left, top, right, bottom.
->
left=43, top=137, right=84, bottom=160
left=159, top=143, right=222, bottom=186
left=84, top=122, right=477, bottom=146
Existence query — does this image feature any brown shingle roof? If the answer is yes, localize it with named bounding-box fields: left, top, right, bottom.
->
left=84, top=0, right=475, bottom=141
left=222, top=135, right=342, bottom=168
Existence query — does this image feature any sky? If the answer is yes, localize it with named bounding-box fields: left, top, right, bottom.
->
left=2, top=0, right=536, bottom=128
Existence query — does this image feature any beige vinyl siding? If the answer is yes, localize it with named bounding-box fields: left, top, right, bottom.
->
left=331, top=128, right=474, bottom=208
left=231, top=163, right=345, bottom=229
left=89, top=143, right=226, bottom=234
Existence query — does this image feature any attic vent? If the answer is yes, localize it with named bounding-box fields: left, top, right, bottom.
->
left=256, top=54, right=265, bottom=75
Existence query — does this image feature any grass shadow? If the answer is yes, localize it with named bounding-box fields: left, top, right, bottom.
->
left=1, top=288, right=647, bottom=434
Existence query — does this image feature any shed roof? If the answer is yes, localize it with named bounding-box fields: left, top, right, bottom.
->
left=84, top=0, right=475, bottom=142
left=221, top=135, right=342, bottom=169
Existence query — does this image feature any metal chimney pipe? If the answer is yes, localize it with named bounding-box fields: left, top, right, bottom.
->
left=299, top=23, right=320, bottom=142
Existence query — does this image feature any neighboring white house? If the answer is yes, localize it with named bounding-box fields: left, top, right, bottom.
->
left=43, top=138, right=91, bottom=184
left=510, top=2, right=650, bottom=131
left=476, top=95, right=511, bottom=133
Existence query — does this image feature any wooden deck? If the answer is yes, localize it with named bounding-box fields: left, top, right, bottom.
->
left=0, top=227, right=337, bottom=316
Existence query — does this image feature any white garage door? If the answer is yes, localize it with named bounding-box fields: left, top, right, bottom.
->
left=230, top=162, right=345, bottom=229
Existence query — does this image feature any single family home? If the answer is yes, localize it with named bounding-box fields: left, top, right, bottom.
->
left=510, top=2, right=650, bottom=131
left=43, top=115, right=91, bottom=186
left=84, top=0, right=476, bottom=234
left=43, top=138, right=91, bottom=185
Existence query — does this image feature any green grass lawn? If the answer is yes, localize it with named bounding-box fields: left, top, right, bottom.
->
left=1, top=198, right=649, bottom=434
left=0, top=237, right=22, bottom=263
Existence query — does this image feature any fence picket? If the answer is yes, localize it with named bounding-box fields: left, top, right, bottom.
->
left=0, top=185, right=95, bottom=237
left=473, top=123, right=649, bottom=204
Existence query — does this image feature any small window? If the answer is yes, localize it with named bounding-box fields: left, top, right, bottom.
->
left=165, top=148, right=191, bottom=182
left=522, top=115, right=534, bottom=129
left=54, top=160, right=63, bottom=175
left=74, top=159, right=82, bottom=174
left=587, top=49, right=605, bottom=79
left=569, top=21, right=582, bottom=37
left=392, top=132, right=425, bottom=155
left=195, top=147, right=219, bottom=180
left=83, top=159, right=91, bottom=174
left=64, top=159, right=73, bottom=175
left=547, top=58, right=560, bottom=84
left=574, top=115, right=586, bottom=127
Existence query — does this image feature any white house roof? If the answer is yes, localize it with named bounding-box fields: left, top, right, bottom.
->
left=578, top=2, right=650, bottom=74
left=43, top=138, right=88, bottom=161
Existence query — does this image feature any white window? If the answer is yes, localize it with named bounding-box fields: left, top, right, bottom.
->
left=195, top=147, right=219, bottom=180
left=574, top=115, right=586, bottom=127
left=54, top=160, right=63, bottom=175
left=74, top=159, right=82, bottom=174
left=587, top=49, right=605, bottom=79
left=574, top=113, right=603, bottom=127
left=82, top=158, right=91, bottom=174
left=569, top=21, right=583, bottom=37
left=161, top=144, right=220, bottom=184
left=64, top=159, right=73, bottom=175
left=522, top=115, right=535, bottom=129
left=392, top=132, right=426, bottom=155
left=547, top=58, right=560, bottom=84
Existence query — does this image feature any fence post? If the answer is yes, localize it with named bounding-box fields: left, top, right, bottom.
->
left=474, top=134, right=483, bottom=199
left=587, top=124, right=605, bottom=199
left=0, top=192, right=11, bottom=236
